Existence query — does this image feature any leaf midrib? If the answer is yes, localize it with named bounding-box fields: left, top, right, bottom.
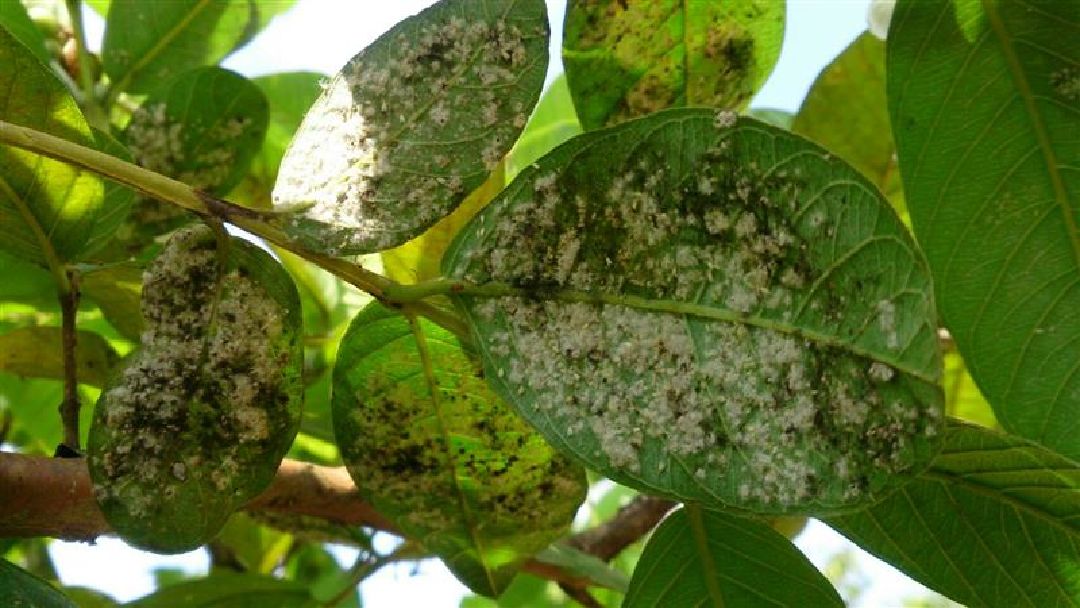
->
left=980, top=0, right=1080, bottom=272
left=463, top=282, right=938, bottom=384
left=110, top=0, right=214, bottom=95
left=0, top=172, right=66, bottom=284
left=686, top=504, right=726, bottom=608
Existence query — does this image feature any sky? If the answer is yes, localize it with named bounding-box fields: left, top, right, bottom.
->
left=52, top=1, right=950, bottom=606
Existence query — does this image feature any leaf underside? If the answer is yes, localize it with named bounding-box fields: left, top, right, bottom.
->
left=827, top=422, right=1080, bottom=607
left=0, top=558, right=77, bottom=608
left=444, top=108, right=943, bottom=514
left=272, top=0, right=549, bottom=255
left=887, top=0, right=1080, bottom=459
left=332, top=302, right=586, bottom=597
left=88, top=226, right=303, bottom=552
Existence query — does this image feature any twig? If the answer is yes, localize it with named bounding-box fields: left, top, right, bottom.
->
left=57, top=269, right=82, bottom=454
left=62, top=0, right=107, bottom=129
left=567, top=495, right=676, bottom=561
left=0, top=453, right=663, bottom=592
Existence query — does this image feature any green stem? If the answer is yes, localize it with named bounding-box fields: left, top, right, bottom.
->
left=0, top=119, right=471, bottom=341
left=63, top=0, right=108, bottom=129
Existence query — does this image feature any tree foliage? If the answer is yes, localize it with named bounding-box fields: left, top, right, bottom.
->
left=0, top=0, right=1076, bottom=606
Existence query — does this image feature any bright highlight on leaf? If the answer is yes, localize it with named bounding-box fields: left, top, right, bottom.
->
left=332, top=302, right=586, bottom=597
left=445, top=109, right=943, bottom=513
left=272, top=0, right=549, bottom=256
left=88, top=225, right=303, bottom=553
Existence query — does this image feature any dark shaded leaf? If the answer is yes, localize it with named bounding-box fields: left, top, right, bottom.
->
left=563, top=0, right=784, bottom=129
left=444, top=109, right=943, bottom=513
left=88, top=225, right=303, bottom=553
left=0, top=3, right=50, bottom=64
left=272, top=0, right=549, bottom=255
left=123, top=66, right=268, bottom=195
left=887, top=0, right=1080, bottom=459
left=827, top=422, right=1080, bottom=607
left=0, top=558, right=76, bottom=608
left=127, top=572, right=314, bottom=607
left=624, top=506, right=842, bottom=607
left=332, top=302, right=587, bottom=596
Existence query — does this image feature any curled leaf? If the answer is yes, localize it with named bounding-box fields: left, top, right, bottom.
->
left=88, top=225, right=303, bottom=552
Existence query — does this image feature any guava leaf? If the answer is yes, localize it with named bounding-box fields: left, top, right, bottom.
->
left=123, top=66, right=268, bottom=196
left=230, top=72, right=324, bottom=208
left=0, top=558, right=76, bottom=608
left=81, top=263, right=144, bottom=341
left=102, top=0, right=296, bottom=95
left=88, top=225, right=304, bottom=553
left=887, top=0, right=1080, bottom=459
left=0, top=327, right=119, bottom=387
left=82, top=128, right=137, bottom=259
left=505, top=74, right=582, bottom=180
left=827, top=422, right=1080, bottom=607
left=0, top=25, right=104, bottom=267
left=443, top=109, right=943, bottom=514
left=126, top=573, right=314, bottom=608
left=793, top=32, right=904, bottom=217
left=624, top=506, right=842, bottom=607
left=563, top=0, right=784, bottom=130
left=332, top=302, right=587, bottom=597
left=0, top=2, right=50, bottom=64
left=272, top=0, right=549, bottom=255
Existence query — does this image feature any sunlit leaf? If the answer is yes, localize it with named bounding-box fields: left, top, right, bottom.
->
left=126, top=572, right=314, bottom=608
left=272, top=0, right=549, bottom=255
left=444, top=109, right=943, bottom=513
left=88, top=225, right=303, bottom=552
left=505, top=74, right=582, bottom=180
left=82, top=129, right=137, bottom=260
left=0, top=326, right=119, bottom=387
left=624, top=506, right=842, bottom=607
left=0, top=26, right=104, bottom=268
left=887, top=0, right=1080, bottom=459
left=0, top=558, right=76, bottom=608
left=533, top=544, right=630, bottom=592
left=102, top=0, right=296, bottom=95
left=827, top=422, right=1080, bottom=607
left=563, top=0, right=784, bottom=129
left=794, top=32, right=904, bottom=218
left=332, top=302, right=587, bottom=596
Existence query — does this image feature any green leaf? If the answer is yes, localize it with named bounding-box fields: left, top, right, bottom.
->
left=0, top=326, right=119, bottom=387
left=81, top=263, right=144, bottom=341
left=86, top=0, right=111, bottom=16
left=230, top=72, right=324, bottom=209
left=0, top=558, right=76, bottom=608
left=88, top=225, right=303, bottom=553
left=505, top=73, right=582, bottom=180
left=746, top=108, right=793, bottom=130
left=887, top=0, right=1080, bottom=459
left=127, top=572, right=315, bottom=608
left=532, top=544, right=630, bottom=592
left=58, top=587, right=119, bottom=608
left=102, top=0, right=296, bottom=96
left=0, top=3, right=51, bottom=64
left=443, top=109, right=943, bottom=513
left=794, top=32, right=904, bottom=218
left=123, top=66, right=269, bottom=195
left=562, top=1, right=784, bottom=130
left=332, top=301, right=587, bottom=597
left=827, top=422, right=1080, bottom=607
left=0, top=249, right=56, bottom=306
left=272, top=0, right=550, bottom=255
left=624, top=506, right=843, bottom=607
left=0, top=26, right=105, bottom=268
